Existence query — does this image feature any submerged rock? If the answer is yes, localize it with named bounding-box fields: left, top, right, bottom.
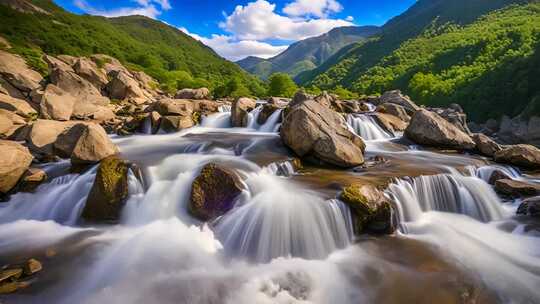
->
left=494, top=179, right=540, bottom=198
left=405, top=109, right=475, bottom=150
left=281, top=99, right=365, bottom=168
left=0, top=140, right=33, bottom=194
left=494, top=144, right=540, bottom=169
left=517, top=196, right=540, bottom=218
left=82, top=156, right=129, bottom=222
left=188, top=163, right=244, bottom=221
left=340, top=184, right=395, bottom=235
left=231, top=97, right=256, bottom=127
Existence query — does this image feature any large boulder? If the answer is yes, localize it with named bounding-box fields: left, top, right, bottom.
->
left=26, top=120, right=78, bottom=156
left=0, top=140, right=33, bottom=194
left=175, top=88, right=210, bottom=100
left=373, top=112, right=408, bottom=133
left=494, top=145, right=540, bottom=169
left=340, top=184, right=395, bottom=235
left=71, top=103, right=115, bottom=122
left=0, top=109, right=25, bottom=139
left=159, top=115, right=195, bottom=133
left=155, top=98, right=194, bottom=116
left=36, top=84, right=75, bottom=121
left=379, top=90, right=420, bottom=113
left=192, top=100, right=222, bottom=116
left=105, top=71, right=150, bottom=103
left=494, top=179, right=540, bottom=198
left=472, top=133, right=502, bottom=157
left=517, top=196, right=540, bottom=218
left=0, top=50, right=43, bottom=93
left=50, top=68, right=110, bottom=106
left=188, top=163, right=244, bottom=221
left=231, top=97, right=256, bottom=127
left=280, top=99, right=365, bottom=168
left=70, top=124, right=119, bottom=165
left=0, top=93, right=37, bottom=118
left=314, top=91, right=334, bottom=109
left=430, top=107, right=471, bottom=134
left=73, top=57, right=109, bottom=90
left=81, top=156, right=129, bottom=222
left=405, top=109, right=476, bottom=150
left=376, top=103, right=410, bottom=122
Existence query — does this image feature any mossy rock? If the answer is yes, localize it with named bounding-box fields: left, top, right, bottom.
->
left=340, top=184, right=395, bottom=235
left=188, top=163, right=244, bottom=221
left=81, top=156, right=129, bottom=222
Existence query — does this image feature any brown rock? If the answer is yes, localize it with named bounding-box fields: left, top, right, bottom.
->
left=73, top=57, right=108, bottom=90
left=188, top=163, right=244, bottom=221
left=405, top=109, right=475, bottom=150
left=71, top=123, right=119, bottom=165
left=517, top=196, right=540, bottom=217
left=81, top=156, right=129, bottom=222
left=280, top=99, right=365, bottom=168
left=488, top=170, right=511, bottom=185
left=37, top=84, right=75, bottom=121
left=26, top=120, right=78, bottom=156
left=175, top=88, right=210, bottom=100
left=0, top=50, right=43, bottom=93
left=472, top=133, right=501, bottom=157
left=90, top=54, right=130, bottom=76
left=0, top=140, right=33, bottom=193
left=43, top=55, right=73, bottom=73
left=377, top=103, right=410, bottom=122
left=290, top=90, right=313, bottom=107
left=71, top=103, right=115, bottom=122
left=50, top=68, right=110, bottom=106
left=57, top=55, right=78, bottom=66
left=494, top=145, right=540, bottom=169
left=379, top=90, right=419, bottom=113
left=257, top=103, right=283, bottom=125
left=160, top=115, right=195, bottom=133
left=495, top=179, right=540, bottom=198
left=155, top=98, right=194, bottom=116
left=192, top=100, right=221, bottom=115
left=0, top=77, right=25, bottom=99
left=231, top=97, right=256, bottom=127
left=19, top=167, right=47, bottom=192
left=0, top=93, right=37, bottom=118
left=106, top=71, right=150, bottom=103
left=373, top=112, right=408, bottom=133
left=0, top=109, right=25, bottom=139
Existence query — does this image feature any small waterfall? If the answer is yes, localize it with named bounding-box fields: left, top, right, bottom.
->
left=347, top=114, right=392, bottom=140
left=218, top=104, right=232, bottom=112
left=258, top=108, right=283, bottom=133
left=387, top=173, right=506, bottom=227
left=365, top=102, right=376, bottom=112
left=246, top=105, right=264, bottom=129
left=263, top=160, right=296, bottom=177
left=200, top=112, right=232, bottom=128
left=467, top=165, right=521, bottom=182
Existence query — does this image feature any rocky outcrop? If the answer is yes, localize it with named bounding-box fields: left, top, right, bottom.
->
left=494, top=179, right=540, bottom=198
left=494, top=145, right=540, bottom=169
left=175, top=88, right=210, bottom=100
left=517, top=196, right=540, bottom=218
left=106, top=71, right=150, bottom=104
left=188, top=163, right=244, bottom=221
left=231, top=97, right=256, bottom=127
left=0, top=140, right=33, bottom=194
left=280, top=99, right=365, bottom=168
left=472, top=133, right=501, bottom=157
left=373, top=113, right=408, bottom=133
left=498, top=115, right=540, bottom=147
left=405, top=109, right=475, bottom=150
left=90, top=54, right=130, bottom=76
left=36, top=84, right=75, bottom=121
left=376, top=103, right=410, bottom=122
left=0, top=93, right=37, bottom=118
left=50, top=68, right=110, bottom=106
left=340, top=184, right=395, bottom=235
left=0, top=109, right=25, bottom=139
left=70, top=123, right=119, bottom=165
left=379, top=90, right=419, bottom=113
left=73, top=57, right=109, bottom=90
left=81, top=156, right=129, bottom=222
left=43, top=55, right=73, bottom=73
left=0, top=50, right=43, bottom=93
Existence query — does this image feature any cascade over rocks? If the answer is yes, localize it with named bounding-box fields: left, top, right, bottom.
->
left=379, top=90, right=420, bottom=113
left=0, top=140, right=33, bottom=194
left=175, top=88, right=210, bottom=100
left=188, top=163, right=244, bottom=221
left=231, top=97, right=256, bottom=127
left=340, top=184, right=395, bottom=235
left=494, top=144, right=540, bottom=169
left=0, top=50, right=43, bottom=93
left=0, top=93, right=37, bottom=118
left=472, top=133, right=502, bottom=157
left=280, top=98, right=365, bottom=168
left=257, top=103, right=284, bottom=125
left=36, top=84, right=75, bottom=121
left=405, top=109, right=476, bottom=150
left=82, top=156, right=129, bottom=222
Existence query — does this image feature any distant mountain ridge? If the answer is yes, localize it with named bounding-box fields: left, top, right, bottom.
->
left=237, top=26, right=380, bottom=79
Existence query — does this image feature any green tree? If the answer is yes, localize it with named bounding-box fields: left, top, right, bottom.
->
left=267, top=73, right=298, bottom=98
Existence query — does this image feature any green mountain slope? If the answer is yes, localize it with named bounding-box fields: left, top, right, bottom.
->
left=237, top=26, right=380, bottom=79
left=299, top=0, right=540, bottom=121
left=0, top=0, right=264, bottom=95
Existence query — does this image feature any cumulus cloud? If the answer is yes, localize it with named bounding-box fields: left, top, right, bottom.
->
left=219, top=0, right=353, bottom=41
left=283, top=0, right=343, bottom=18
left=180, top=27, right=287, bottom=61
left=74, top=0, right=171, bottom=19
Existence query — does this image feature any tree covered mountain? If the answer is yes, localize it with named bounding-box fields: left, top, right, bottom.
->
left=237, top=26, right=380, bottom=80
left=0, top=0, right=265, bottom=96
left=298, top=0, right=540, bottom=121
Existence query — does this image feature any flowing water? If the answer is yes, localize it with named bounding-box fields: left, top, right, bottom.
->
left=1, top=106, right=540, bottom=303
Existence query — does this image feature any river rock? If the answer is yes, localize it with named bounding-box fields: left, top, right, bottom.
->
left=472, top=133, right=501, bottom=157
left=405, top=109, right=476, bottom=150
left=340, top=184, right=395, bottom=235
left=379, top=90, right=419, bottom=113
left=373, top=112, right=408, bottom=133
left=495, top=179, right=540, bottom=198
left=73, top=57, right=109, bottom=90
left=106, top=70, right=149, bottom=103
left=192, top=100, right=221, bottom=116
left=494, top=145, right=540, bottom=169
left=159, top=115, right=195, bottom=133
left=280, top=99, right=365, bottom=168
left=81, top=156, right=129, bottom=222
left=175, top=88, right=210, bottom=100
left=517, top=196, right=540, bottom=218
left=37, top=84, right=75, bottom=121
left=19, top=167, right=47, bottom=192
left=0, top=109, right=25, bottom=139
left=377, top=103, right=410, bottom=122
left=50, top=68, right=110, bottom=106
left=0, top=140, right=33, bottom=193
left=488, top=170, right=511, bottom=185
left=188, top=163, right=244, bottom=221
left=0, top=50, right=43, bottom=93
left=70, top=123, right=119, bottom=165
left=431, top=107, right=471, bottom=134
left=0, top=93, right=37, bottom=118
left=231, top=97, right=256, bottom=127
left=26, top=120, right=79, bottom=157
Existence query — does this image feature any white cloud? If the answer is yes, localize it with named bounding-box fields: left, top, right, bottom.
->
left=180, top=27, right=287, bottom=61
left=219, top=0, right=353, bottom=41
left=283, top=0, right=343, bottom=18
left=74, top=0, right=170, bottom=19
left=346, top=15, right=354, bottom=21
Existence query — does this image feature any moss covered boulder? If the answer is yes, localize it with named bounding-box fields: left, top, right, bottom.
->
left=82, top=156, right=129, bottom=222
left=340, top=184, right=395, bottom=235
left=188, top=163, right=244, bottom=221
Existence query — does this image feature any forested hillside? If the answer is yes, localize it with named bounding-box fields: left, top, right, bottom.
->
left=299, top=0, right=539, bottom=121
left=0, top=0, right=265, bottom=96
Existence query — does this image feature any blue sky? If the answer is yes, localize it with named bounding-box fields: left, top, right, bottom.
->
left=55, top=0, right=416, bottom=61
